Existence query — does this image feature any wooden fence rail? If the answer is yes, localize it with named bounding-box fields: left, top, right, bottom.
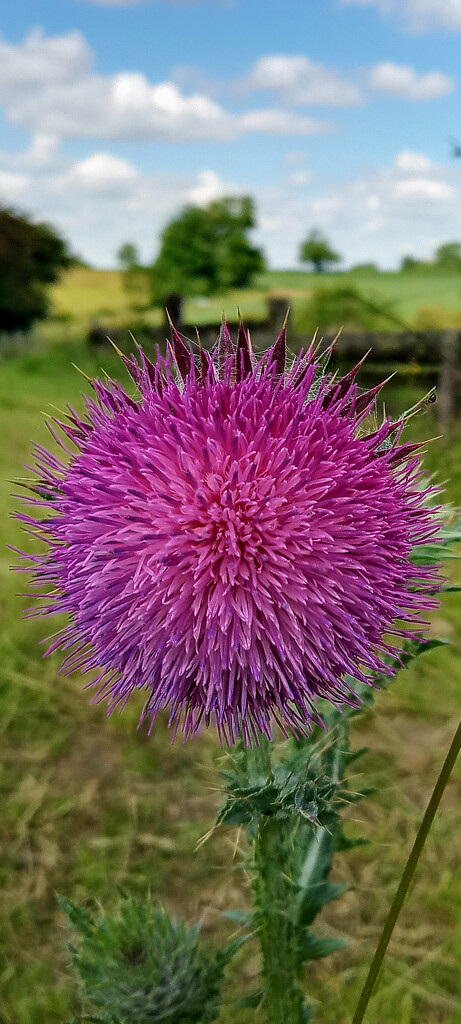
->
left=88, top=296, right=461, bottom=428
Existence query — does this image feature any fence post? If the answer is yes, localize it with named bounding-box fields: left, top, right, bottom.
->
left=438, top=329, right=461, bottom=430
left=164, top=293, right=184, bottom=328
left=268, top=296, right=291, bottom=335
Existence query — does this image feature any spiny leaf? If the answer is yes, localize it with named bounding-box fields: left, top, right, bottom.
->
left=295, top=882, right=348, bottom=929
left=237, top=989, right=264, bottom=1009
left=223, top=910, right=253, bottom=925
left=335, top=830, right=370, bottom=853
left=299, top=934, right=348, bottom=961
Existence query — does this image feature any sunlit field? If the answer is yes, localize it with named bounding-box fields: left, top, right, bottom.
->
left=1, top=324, right=460, bottom=1022
left=47, top=266, right=461, bottom=335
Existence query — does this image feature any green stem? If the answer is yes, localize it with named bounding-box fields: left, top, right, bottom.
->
left=352, top=718, right=461, bottom=1024
left=255, top=815, right=305, bottom=1024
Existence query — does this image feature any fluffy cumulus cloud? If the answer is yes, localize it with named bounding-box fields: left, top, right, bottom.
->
left=369, top=62, right=454, bottom=99
left=300, top=150, right=459, bottom=267
left=0, top=30, right=330, bottom=142
left=240, top=55, right=362, bottom=106
left=66, top=153, right=140, bottom=191
left=341, top=0, right=461, bottom=31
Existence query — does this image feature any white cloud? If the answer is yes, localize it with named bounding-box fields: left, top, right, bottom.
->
left=240, top=108, right=330, bottom=135
left=341, top=0, right=461, bottom=31
left=0, top=30, right=330, bottom=143
left=0, top=28, right=91, bottom=89
left=26, top=134, right=62, bottom=169
left=186, top=169, right=234, bottom=206
left=298, top=150, right=458, bottom=267
left=2, top=138, right=458, bottom=271
left=394, top=150, right=434, bottom=174
left=67, top=153, right=139, bottom=191
left=288, top=171, right=313, bottom=187
left=0, top=170, right=30, bottom=200
left=241, top=55, right=362, bottom=106
left=370, top=62, right=454, bottom=99
left=394, top=178, right=454, bottom=201
left=0, top=139, right=247, bottom=266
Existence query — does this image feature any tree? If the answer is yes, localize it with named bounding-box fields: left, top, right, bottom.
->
left=434, top=241, right=461, bottom=270
left=299, top=230, right=340, bottom=273
left=116, top=241, right=148, bottom=308
left=151, top=197, right=265, bottom=305
left=117, top=242, right=139, bottom=273
left=400, top=255, right=430, bottom=272
left=0, top=207, right=71, bottom=334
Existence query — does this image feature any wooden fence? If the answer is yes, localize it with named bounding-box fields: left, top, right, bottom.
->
left=88, top=296, right=461, bottom=428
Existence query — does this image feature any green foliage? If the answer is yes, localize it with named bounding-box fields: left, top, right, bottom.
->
left=434, top=242, right=461, bottom=271
left=299, top=230, right=340, bottom=273
left=217, top=738, right=339, bottom=836
left=116, top=243, right=149, bottom=308
left=401, top=241, right=461, bottom=276
left=151, top=197, right=265, bottom=304
left=0, top=206, right=71, bottom=334
left=297, top=283, right=399, bottom=333
left=217, top=719, right=364, bottom=1021
left=349, top=263, right=379, bottom=275
left=61, top=895, right=234, bottom=1024
left=117, top=244, right=140, bottom=273
left=400, top=255, right=430, bottom=273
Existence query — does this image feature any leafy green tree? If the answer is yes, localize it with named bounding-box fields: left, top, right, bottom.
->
left=117, top=242, right=139, bottom=272
left=299, top=229, right=340, bottom=273
left=117, top=241, right=148, bottom=307
left=434, top=241, right=461, bottom=270
left=0, top=207, right=71, bottom=334
left=151, top=197, right=265, bottom=304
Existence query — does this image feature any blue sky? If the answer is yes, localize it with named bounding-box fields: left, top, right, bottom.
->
left=1, top=0, right=461, bottom=268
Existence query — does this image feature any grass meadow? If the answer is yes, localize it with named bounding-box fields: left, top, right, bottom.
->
left=47, top=266, right=461, bottom=334
left=1, top=272, right=461, bottom=1023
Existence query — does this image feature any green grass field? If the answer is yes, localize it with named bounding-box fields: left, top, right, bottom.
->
left=1, top=326, right=460, bottom=1022
left=47, top=266, right=461, bottom=335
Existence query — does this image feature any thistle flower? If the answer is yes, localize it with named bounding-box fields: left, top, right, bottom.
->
left=18, top=322, right=441, bottom=745
left=61, top=896, right=231, bottom=1024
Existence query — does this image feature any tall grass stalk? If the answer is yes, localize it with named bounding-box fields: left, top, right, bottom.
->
left=353, top=718, right=461, bottom=1024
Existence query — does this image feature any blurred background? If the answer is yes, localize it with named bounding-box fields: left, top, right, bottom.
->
left=1, top=2, right=461, bottom=1022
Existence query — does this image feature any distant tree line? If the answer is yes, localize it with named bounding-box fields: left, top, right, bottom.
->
left=401, top=241, right=461, bottom=273
left=4, top=196, right=461, bottom=337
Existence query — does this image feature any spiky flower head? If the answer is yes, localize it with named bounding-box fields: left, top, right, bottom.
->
left=18, top=321, right=441, bottom=744
left=61, top=896, right=229, bottom=1024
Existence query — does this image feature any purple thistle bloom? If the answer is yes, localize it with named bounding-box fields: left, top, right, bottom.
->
left=17, top=323, right=442, bottom=745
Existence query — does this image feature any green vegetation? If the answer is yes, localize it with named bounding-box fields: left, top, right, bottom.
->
left=299, top=230, right=341, bottom=274
left=45, top=265, right=461, bottom=338
left=1, top=337, right=460, bottom=1023
left=0, top=207, right=71, bottom=335
left=151, top=197, right=265, bottom=306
